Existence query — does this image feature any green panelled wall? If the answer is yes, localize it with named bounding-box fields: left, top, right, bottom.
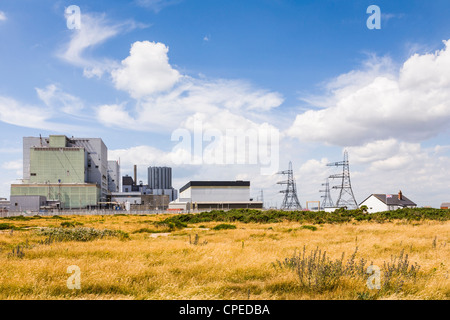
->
left=11, top=185, right=99, bottom=209
left=29, top=148, right=86, bottom=184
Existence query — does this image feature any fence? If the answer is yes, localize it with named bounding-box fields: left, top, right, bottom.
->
left=0, top=209, right=188, bottom=218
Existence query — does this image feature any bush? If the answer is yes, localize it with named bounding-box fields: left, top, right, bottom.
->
left=51, top=215, right=70, bottom=220
left=155, top=219, right=187, bottom=231
left=212, top=223, right=237, bottom=230
left=60, top=221, right=83, bottom=228
left=156, top=208, right=450, bottom=226
left=35, top=227, right=129, bottom=242
left=3, top=215, right=32, bottom=221
left=132, top=228, right=158, bottom=234
left=300, top=225, right=317, bottom=231
left=0, top=223, right=15, bottom=230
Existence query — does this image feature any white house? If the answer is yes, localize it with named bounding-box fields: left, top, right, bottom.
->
left=359, top=191, right=417, bottom=213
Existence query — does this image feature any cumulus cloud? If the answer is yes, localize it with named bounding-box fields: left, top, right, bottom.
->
left=0, top=11, right=6, bottom=21
left=287, top=40, right=450, bottom=146
left=58, top=13, right=144, bottom=78
left=101, top=40, right=284, bottom=133
left=344, top=139, right=450, bottom=207
left=111, top=41, right=181, bottom=98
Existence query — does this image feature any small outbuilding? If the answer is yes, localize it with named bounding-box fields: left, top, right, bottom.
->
left=440, top=203, right=450, bottom=209
left=359, top=191, right=417, bottom=213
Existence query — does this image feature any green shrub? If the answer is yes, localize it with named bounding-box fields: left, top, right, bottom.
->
left=35, top=227, right=128, bottom=242
left=212, top=223, right=237, bottom=230
left=156, top=208, right=450, bottom=226
left=0, top=223, right=15, bottom=230
left=3, top=215, right=32, bottom=221
left=51, top=215, right=70, bottom=220
left=60, top=221, right=83, bottom=228
left=132, top=228, right=158, bottom=234
left=155, top=219, right=187, bottom=231
left=300, top=225, right=317, bottom=231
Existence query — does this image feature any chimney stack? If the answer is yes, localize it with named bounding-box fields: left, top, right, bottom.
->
left=398, top=190, right=402, bottom=201
left=134, top=165, right=137, bottom=186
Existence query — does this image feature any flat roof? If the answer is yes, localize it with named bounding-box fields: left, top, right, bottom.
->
left=180, top=181, right=250, bottom=193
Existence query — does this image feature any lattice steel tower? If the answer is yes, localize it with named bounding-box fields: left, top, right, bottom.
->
left=277, top=161, right=302, bottom=210
left=319, top=177, right=334, bottom=209
left=327, top=150, right=358, bottom=209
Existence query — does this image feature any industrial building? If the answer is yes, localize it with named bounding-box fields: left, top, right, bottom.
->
left=0, top=197, right=9, bottom=213
left=169, top=181, right=263, bottom=211
left=9, top=195, right=47, bottom=212
left=147, top=166, right=177, bottom=202
left=10, top=135, right=119, bottom=211
left=117, top=166, right=177, bottom=210
left=107, top=160, right=120, bottom=193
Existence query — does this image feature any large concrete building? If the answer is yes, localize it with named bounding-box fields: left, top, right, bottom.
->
left=108, top=160, right=120, bottom=193
left=10, top=135, right=119, bottom=210
left=121, top=166, right=178, bottom=202
left=146, top=166, right=177, bottom=201
left=148, top=166, right=172, bottom=189
left=169, top=181, right=263, bottom=211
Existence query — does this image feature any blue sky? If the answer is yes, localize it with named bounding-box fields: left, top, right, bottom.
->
left=1, top=0, right=450, bottom=208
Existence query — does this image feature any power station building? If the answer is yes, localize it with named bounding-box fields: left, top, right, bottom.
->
left=169, top=181, right=263, bottom=211
left=147, top=166, right=177, bottom=202
left=10, top=135, right=119, bottom=211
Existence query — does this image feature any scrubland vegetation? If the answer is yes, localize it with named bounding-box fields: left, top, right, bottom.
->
left=0, top=208, right=448, bottom=300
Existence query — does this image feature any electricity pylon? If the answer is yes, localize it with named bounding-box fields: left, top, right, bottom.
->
left=319, top=178, right=334, bottom=209
left=327, top=150, right=358, bottom=209
left=277, top=161, right=302, bottom=210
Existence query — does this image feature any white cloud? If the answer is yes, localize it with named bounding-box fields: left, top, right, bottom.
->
left=345, top=139, right=450, bottom=207
left=102, top=40, right=284, bottom=133
left=2, top=160, right=22, bottom=171
left=0, top=96, right=53, bottom=129
left=97, top=103, right=139, bottom=128
left=0, top=11, right=6, bottom=21
left=0, top=95, right=85, bottom=132
left=287, top=40, right=450, bottom=146
left=36, top=84, right=84, bottom=115
left=58, top=13, right=141, bottom=78
left=136, top=0, right=182, bottom=13
left=111, top=41, right=181, bottom=98
left=1, top=159, right=22, bottom=177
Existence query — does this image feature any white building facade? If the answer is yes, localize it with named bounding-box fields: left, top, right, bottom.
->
left=359, top=191, right=417, bottom=213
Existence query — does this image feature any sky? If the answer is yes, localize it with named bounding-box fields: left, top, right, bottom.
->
left=1, top=0, right=450, bottom=208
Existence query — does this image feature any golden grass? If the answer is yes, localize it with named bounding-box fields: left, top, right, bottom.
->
left=0, top=214, right=448, bottom=300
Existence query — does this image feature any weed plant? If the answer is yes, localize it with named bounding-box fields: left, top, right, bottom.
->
left=274, top=246, right=422, bottom=295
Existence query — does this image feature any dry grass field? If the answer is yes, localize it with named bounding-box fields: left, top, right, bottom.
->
left=0, top=211, right=448, bottom=300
